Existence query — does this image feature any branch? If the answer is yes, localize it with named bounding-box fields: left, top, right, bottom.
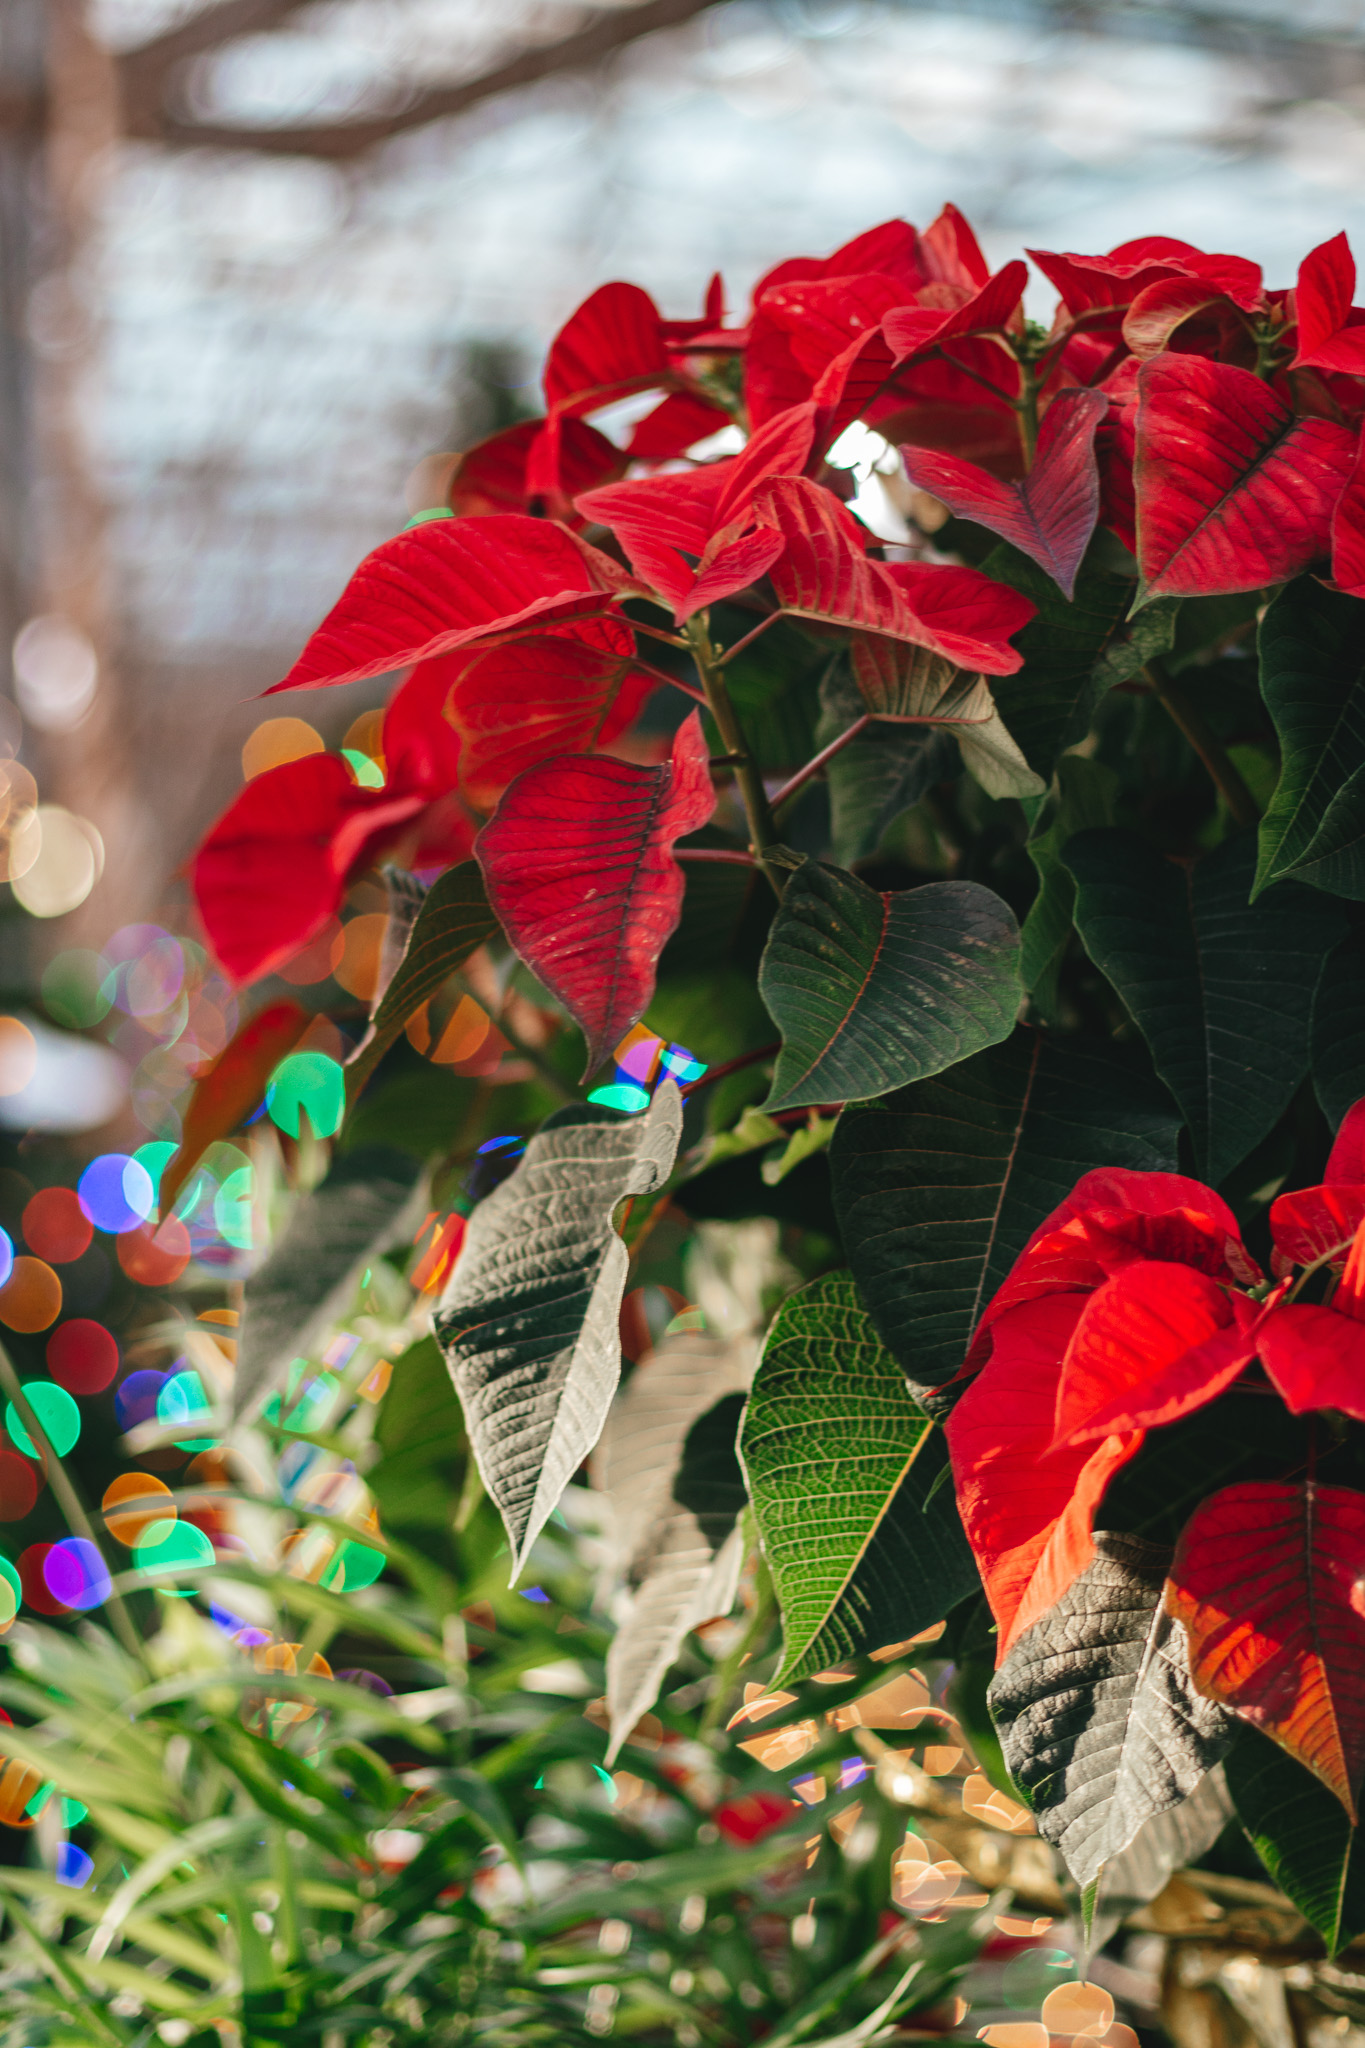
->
left=128, top=0, right=726, bottom=157
left=118, top=0, right=314, bottom=136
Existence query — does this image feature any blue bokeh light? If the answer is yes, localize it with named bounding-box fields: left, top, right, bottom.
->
left=77, top=1154, right=155, bottom=1234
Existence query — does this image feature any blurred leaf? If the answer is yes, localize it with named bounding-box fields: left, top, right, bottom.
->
left=161, top=1000, right=310, bottom=1215
left=346, top=862, right=499, bottom=1101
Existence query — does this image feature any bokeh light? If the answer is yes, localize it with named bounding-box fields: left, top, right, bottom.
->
left=342, top=748, right=384, bottom=788
left=588, top=1083, right=650, bottom=1113
left=157, top=1368, right=218, bottom=1453
left=113, top=1370, right=168, bottom=1432
left=134, top=1518, right=214, bottom=1590
left=6, top=1383, right=80, bottom=1460
left=56, top=1843, right=94, bottom=1890
left=18, top=1543, right=67, bottom=1615
left=12, top=615, right=97, bottom=732
left=0, top=1018, right=36, bottom=1097
left=11, top=807, right=103, bottom=919
left=131, top=1141, right=178, bottom=1203
left=22, top=1188, right=93, bottom=1265
left=333, top=913, right=387, bottom=1001
left=0, top=1453, right=39, bottom=1523
left=0, top=1258, right=62, bottom=1333
left=264, top=1362, right=339, bottom=1434
left=124, top=936, right=185, bottom=1019
left=103, top=1472, right=176, bottom=1547
left=77, top=1154, right=155, bottom=1234
left=0, top=1553, right=20, bottom=1631
left=116, top=1217, right=192, bottom=1287
left=43, top=1539, right=110, bottom=1612
left=242, top=716, right=324, bottom=780
left=615, top=1029, right=663, bottom=1085
left=320, top=1539, right=385, bottom=1592
left=214, top=1167, right=253, bottom=1250
left=0, top=761, right=39, bottom=884
left=0, top=1227, right=14, bottom=1294
left=277, top=916, right=343, bottom=987
left=266, top=1051, right=344, bottom=1139
left=41, top=949, right=114, bottom=1029
left=47, top=1320, right=119, bottom=1396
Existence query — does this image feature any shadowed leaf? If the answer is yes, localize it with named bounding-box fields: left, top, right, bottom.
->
left=1255, top=579, right=1365, bottom=900
left=161, top=1000, right=311, bottom=1218
left=1227, top=1726, right=1365, bottom=1958
left=345, top=863, right=500, bottom=1102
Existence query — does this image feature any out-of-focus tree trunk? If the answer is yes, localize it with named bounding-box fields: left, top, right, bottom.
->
left=0, top=3, right=43, bottom=716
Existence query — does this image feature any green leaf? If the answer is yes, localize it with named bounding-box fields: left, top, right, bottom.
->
left=1064, top=828, right=1346, bottom=1184
left=739, top=1273, right=977, bottom=1682
left=988, top=1531, right=1233, bottom=1887
left=818, top=664, right=954, bottom=865
left=1311, top=930, right=1365, bottom=1130
left=1227, top=1725, right=1365, bottom=1957
left=830, top=1028, right=1180, bottom=1405
left=1020, top=755, right=1119, bottom=1022
left=345, top=861, right=499, bottom=1100
left=233, top=1147, right=425, bottom=1423
left=368, top=1335, right=468, bottom=1533
left=984, top=546, right=1178, bottom=779
left=1254, top=579, right=1365, bottom=901
left=759, top=860, right=1021, bottom=1113
left=847, top=637, right=1044, bottom=801
left=435, top=1084, right=682, bottom=1577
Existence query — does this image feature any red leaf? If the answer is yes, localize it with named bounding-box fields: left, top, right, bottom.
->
left=448, top=417, right=624, bottom=520
left=1028, top=238, right=1258, bottom=321
left=1134, top=356, right=1358, bottom=600
left=759, top=273, right=913, bottom=382
left=1258, top=1299, right=1365, bottom=1425
left=160, top=1000, right=311, bottom=1215
left=267, top=517, right=636, bottom=695
left=542, top=281, right=669, bottom=413
left=967, top=1167, right=1259, bottom=1372
left=899, top=388, right=1107, bottom=598
left=1122, top=276, right=1251, bottom=361
left=945, top=1294, right=1144, bottom=1660
left=1052, top=1261, right=1257, bottom=1444
left=751, top=476, right=1034, bottom=672
left=1332, top=430, right=1365, bottom=598
left=192, top=755, right=434, bottom=985
left=1331, top=1100, right=1365, bottom=1183
left=1269, top=1163, right=1365, bottom=1275
left=1293, top=234, right=1365, bottom=376
left=626, top=390, right=732, bottom=459
left=475, top=710, right=716, bottom=1076
left=882, top=260, right=1029, bottom=367
left=1166, top=1480, right=1365, bottom=1816
left=920, top=203, right=992, bottom=292
left=437, top=632, right=658, bottom=810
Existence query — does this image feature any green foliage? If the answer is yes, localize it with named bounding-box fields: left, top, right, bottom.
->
left=1227, top=1727, right=1365, bottom=1957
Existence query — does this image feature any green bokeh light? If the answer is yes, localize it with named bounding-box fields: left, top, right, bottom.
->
left=41, top=949, right=113, bottom=1030
left=6, top=1383, right=81, bottom=1461
left=264, top=1360, right=339, bottom=1434
left=0, top=1554, right=19, bottom=1628
left=156, top=1369, right=218, bottom=1453
left=266, top=1052, right=344, bottom=1139
left=213, top=1167, right=254, bottom=1249
left=133, top=1519, right=214, bottom=1592
left=132, top=1141, right=178, bottom=1204
left=320, top=1540, right=385, bottom=1592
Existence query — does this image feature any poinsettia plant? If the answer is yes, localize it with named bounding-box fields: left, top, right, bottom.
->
left=177, top=206, right=1365, bottom=1950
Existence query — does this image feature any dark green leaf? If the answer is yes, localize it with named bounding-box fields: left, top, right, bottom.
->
left=233, top=1147, right=425, bottom=1423
left=818, top=663, right=955, bottom=865
left=984, top=546, right=1177, bottom=780
left=830, top=1029, right=1180, bottom=1406
left=1312, top=932, right=1365, bottom=1130
left=989, top=1532, right=1233, bottom=1887
left=1227, top=1725, right=1365, bottom=1957
left=759, top=860, right=1020, bottom=1113
left=1020, top=755, right=1119, bottom=1021
left=1064, top=828, right=1345, bottom=1184
left=345, top=862, right=499, bottom=1101
left=739, top=1273, right=977, bottom=1682
left=368, top=1335, right=467, bottom=1533
left=1255, top=579, right=1365, bottom=900
left=435, top=1085, right=682, bottom=1577
left=597, top=1335, right=751, bottom=1756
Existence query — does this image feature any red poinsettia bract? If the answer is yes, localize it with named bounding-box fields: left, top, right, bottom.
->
left=949, top=1111, right=1365, bottom=1813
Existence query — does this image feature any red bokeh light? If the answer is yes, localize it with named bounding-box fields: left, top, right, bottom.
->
left=117, top=1216, right=191, bottom=1287
left=0, top=1451, right=39, bottom=1522
left=18, top=1543, right=67, bottom=1615
left=22, top=1188, right=94, bottom=1265
left=47, top=1319, right=119, bottom=1395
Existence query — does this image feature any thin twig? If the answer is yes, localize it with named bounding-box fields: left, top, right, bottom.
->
left=770, top=715, right=871, bottom=814
left=685, top=618, right=785, bottom=897
left=680, top=1041, right=780, bottom=1096
left=714, top=613, right=782, bottom=669
left=1144, top=660, right=1260, bottom=829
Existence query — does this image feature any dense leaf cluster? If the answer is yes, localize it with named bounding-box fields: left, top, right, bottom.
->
left=177, top=207, right=1365, bottom=1950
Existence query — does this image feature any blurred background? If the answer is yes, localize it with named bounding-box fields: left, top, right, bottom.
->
left=2, top=0, right=1365, bottom=1137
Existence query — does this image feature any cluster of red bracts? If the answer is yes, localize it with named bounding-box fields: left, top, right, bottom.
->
left=948, top=1098, right=1365, bottom=1818
left=190, top=204, right=1365, bottom=1005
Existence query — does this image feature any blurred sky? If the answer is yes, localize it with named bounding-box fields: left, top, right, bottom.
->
left=47, top=0, right=1365, bottom=854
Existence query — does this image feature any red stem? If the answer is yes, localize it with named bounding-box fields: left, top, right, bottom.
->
left=675, top=847, right=756, bottom=867
left=681, top=1040, right=780, bottom=1096
left=770, top=715, right=871, bottom=814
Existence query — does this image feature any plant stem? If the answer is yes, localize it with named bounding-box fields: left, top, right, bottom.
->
left=1014, top=358, right=1039, bottom=467
left=680, top=1040, right=781, bottom=1097
left=0, top=1340, right=145, bottom=1664
left=698, top=1551, right=777, bottom=1744
left=685, top=616, right=785, bottom=897
left=770, top=715, right=871, bottom=815
left=675, top=847, right=756, bottom=867
left=1144, top=660, right=1260, bottom=829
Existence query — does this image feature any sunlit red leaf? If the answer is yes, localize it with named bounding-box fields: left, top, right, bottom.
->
left=160, top=1000, right=311, bottom=1215
left=919, top=202, right=992, bottom=291
left=267, top=517, right=637, bottom=695
left=1332, top=431, right=1365, bottom=598
left=944, top=1294, right=1144, bottom=1660
left=475, top=710, right=715, bottom=1075
left=436, top=632, right=659, bottom=809
left=1293, top=233, right=1365, bottom=376
left=1166, top=1480, right=1365, bottom=1817
left=882, top=260, right=1029, bottom=367
left=1052, top=1261, right=1257, bottom=1444
left=192, top=755, right=435, bottom=985
left=966, top=1168, right=1259, bottom=1372
left=744, top=219, right=925, bottom=426
left=447, top=417, right=624, bottom=520
left=900, top=388, right=1107, bottom=598
left=752, top=476, right=1034, bottom=672
left=1134, top=355, right=1358, bottom=600
left=542, top=281, right=669, bottom=412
